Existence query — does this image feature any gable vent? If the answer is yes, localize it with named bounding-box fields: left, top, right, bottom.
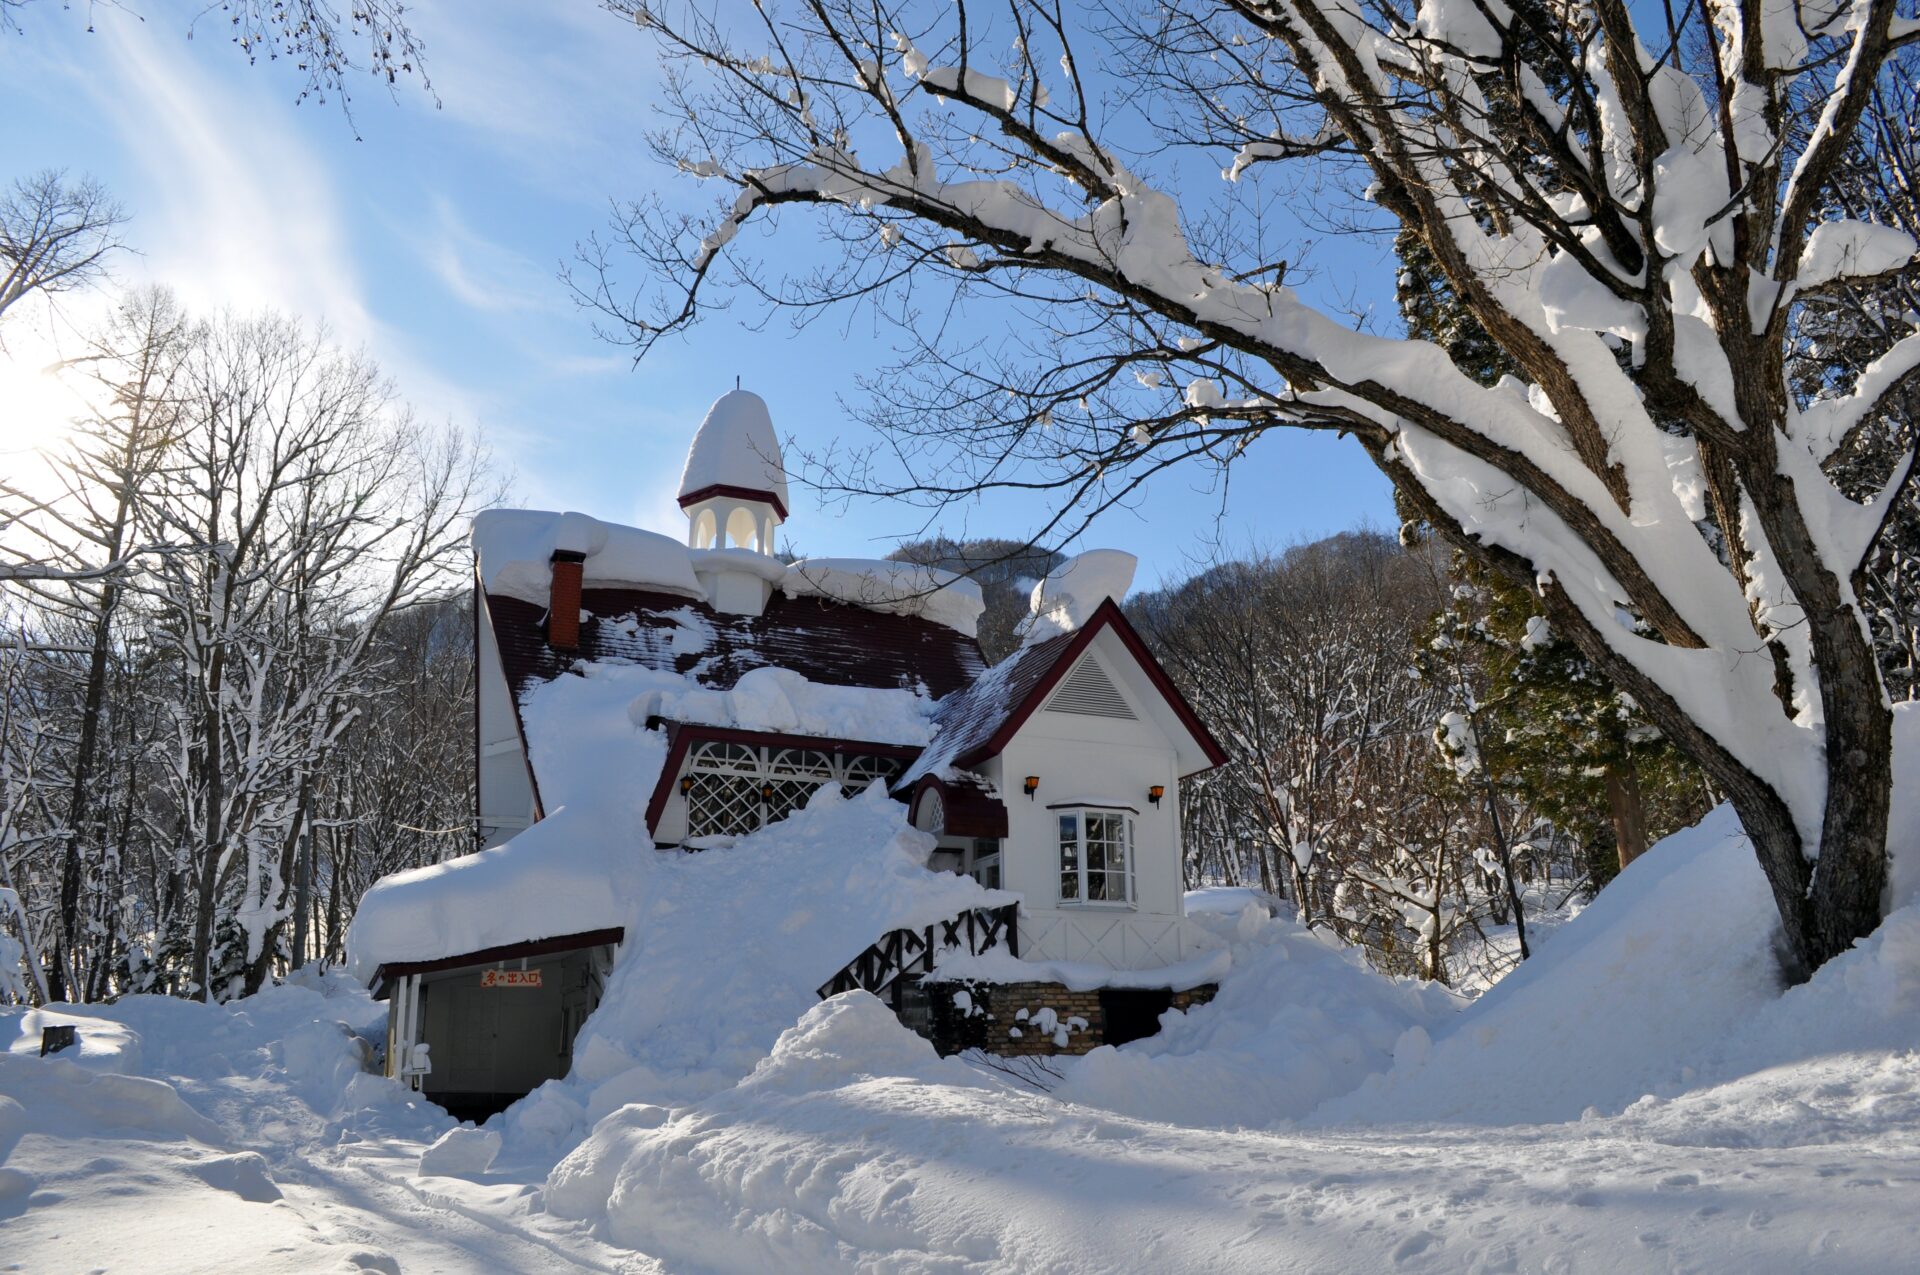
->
left=1046, top=658, right=1136, bottom=719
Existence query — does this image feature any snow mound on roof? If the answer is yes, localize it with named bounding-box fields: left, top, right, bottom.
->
left=1315, top=719, right=1920, bottom=1130
left=345, top=829, right=640, bottom=983
left=347, top=659, right=674, bottom=980
left=1051, top=901, right=1461, bottom=1128
left=781, top=557, right=985, bottom=637
left=1017, top=549, right=1136, bottom=646
left=629, top=664, right=936, bottom=745
left=472, top=509, right=703, bottom=605
left=678, top=389, right=790, bottom=510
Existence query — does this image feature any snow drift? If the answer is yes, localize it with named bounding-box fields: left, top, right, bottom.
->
left=1316, top=707, right=1920, bottom=1128
left=1053, top=899, right=1461, bottom=1128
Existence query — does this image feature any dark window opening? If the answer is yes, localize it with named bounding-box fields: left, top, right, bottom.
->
left=1099, top=987, right=1174, bottom=1046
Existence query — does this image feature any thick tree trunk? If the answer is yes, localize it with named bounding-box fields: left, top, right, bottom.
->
left=1603, top=761, right=1649, bottom=871
left=50, top=575, right=123, bottom=1004
left=1382, top=445, right=1891, bottom=979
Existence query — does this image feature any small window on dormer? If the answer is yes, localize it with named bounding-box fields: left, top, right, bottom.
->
left=1045, top=657, right=1136, bottom=719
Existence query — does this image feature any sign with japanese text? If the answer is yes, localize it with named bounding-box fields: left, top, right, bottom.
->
left=480, top=968, right=543, bottom=988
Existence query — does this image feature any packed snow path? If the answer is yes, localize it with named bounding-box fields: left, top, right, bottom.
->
left=7, top=789, right=1920, bottom=1272
left=3, top=1019, right=1916, bottom=1274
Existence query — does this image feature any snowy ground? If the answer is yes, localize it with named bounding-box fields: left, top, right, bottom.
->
left=6, top=803, right=1920, bottom=1272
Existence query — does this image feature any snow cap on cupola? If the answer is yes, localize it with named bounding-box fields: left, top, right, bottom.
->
left=678, top=388, right=790, bottom=555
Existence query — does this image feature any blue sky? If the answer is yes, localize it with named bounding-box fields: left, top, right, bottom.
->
left=0, top=1, right=1399, bottom=586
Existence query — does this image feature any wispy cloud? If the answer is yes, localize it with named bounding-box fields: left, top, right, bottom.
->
left=416, top=196, right=566, bottom=315
left=400, top=1, right=661, bottom=201
left=90, top=19, right=373, bottom=339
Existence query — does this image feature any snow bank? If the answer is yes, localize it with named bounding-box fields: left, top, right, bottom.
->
left=1317, top=763, right=1920, bottom=1130
left=473, top=509, right=704, bottom=606
left=545, top=992, right=987, bottom=1260
left=781, top=557, right=985, bottom=637
left=628, top=663, right=936, bottom=745
left=1315, top=806, right=1775, bottom=1126
left=1052, top=902, right=1460, bottom=1128
left=1018, top=549, right=1136, bottom=646
left=2, top=971, right=433, bottom=1161
left=501, top=781, right=1012, bottom=1149
left=932, top=945, right=1230, bottom=991
left=678, top=388, right=790, bottom=510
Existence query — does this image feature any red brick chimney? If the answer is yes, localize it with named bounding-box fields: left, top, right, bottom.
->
left=548, top=550, right=586, bottom=651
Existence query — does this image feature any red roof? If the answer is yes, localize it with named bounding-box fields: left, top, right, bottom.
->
left=486, top=585, right=986, bottom=709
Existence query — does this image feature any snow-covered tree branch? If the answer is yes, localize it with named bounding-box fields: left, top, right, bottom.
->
left=600, top=0, right=1920, bottom=973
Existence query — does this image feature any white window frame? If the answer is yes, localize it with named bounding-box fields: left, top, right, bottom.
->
left=964, top=837, right=1001, bottom=890
left=1055, top=808, right=1136, bottom=908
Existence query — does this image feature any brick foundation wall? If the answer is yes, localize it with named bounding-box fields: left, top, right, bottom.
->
left=923, top=979, right=1217, bottom=1057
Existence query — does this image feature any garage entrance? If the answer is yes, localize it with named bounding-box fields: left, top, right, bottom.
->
left=375, top=928, right=623, bottom=1124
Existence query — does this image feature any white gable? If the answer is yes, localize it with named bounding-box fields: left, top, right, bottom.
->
left=1022, top=632, right=1216, bottom=777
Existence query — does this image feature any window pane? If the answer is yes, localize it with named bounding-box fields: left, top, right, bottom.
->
left=768, top=749, right=833, bottom=781
left=1058, top=814, right=1080, bottom=900
left=686, top=773, right=761, bottom=838
left=690, top=741, right=759, bottom=775
left=839, top=753, right=901, bottom=786
left=764, top=778, right=817, bottom=823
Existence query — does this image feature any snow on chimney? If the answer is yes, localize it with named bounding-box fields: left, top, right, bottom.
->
left=548, top=550, right=586, bottom=651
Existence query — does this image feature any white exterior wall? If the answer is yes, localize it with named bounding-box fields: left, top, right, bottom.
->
left=989, top=634, right=1202, bottom=970
left=476, top=592, right=539, bottom=850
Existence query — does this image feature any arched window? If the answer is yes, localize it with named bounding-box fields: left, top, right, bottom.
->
left=725, top=506, right=759, bottom=549
left=692, top=508, right=718, bottom=550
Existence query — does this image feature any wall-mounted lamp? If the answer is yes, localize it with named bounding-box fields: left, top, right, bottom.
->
left=680, top=775, right=694, bottom=796
left=1148, top=785, right=1165, bottom=807
left=1023, top=775, right=1040, bottom=800
left=760, top=783, right=776, bottom=803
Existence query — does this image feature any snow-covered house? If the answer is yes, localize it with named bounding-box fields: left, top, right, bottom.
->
left=354, top=389, right=1226, bottom=1119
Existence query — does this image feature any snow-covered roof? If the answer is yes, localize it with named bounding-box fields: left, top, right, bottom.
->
left=783, top=558, right=985, bottom=639
left=677, top=389, right=791, bottom=515
left=1017, top=549, right=1137, bottom=647
left=473, top=509, right=704, bottom=605
left=898, top=596, right=1228, bottom=789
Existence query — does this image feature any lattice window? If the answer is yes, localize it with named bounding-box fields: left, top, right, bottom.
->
left=685, top=772, right=762, bottom=837
left=682, top=742, right=904, bottom=840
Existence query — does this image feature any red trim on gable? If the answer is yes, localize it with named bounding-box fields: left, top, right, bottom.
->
left=643, top=721, right=926, bottom=836
left=955, top=598, right=1229, bottom=778
left=677, top=482, right=790, bottom=521
left=908, top=773, right=1010, bottom=839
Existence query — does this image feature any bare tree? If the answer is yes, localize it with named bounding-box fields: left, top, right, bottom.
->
left=595, top=0, right=1920, bottom=975
left=0, top=169, right=126, bottom=331
left=0, top=289, right=190, bottom=1000
left=0, top=3, right=431, bottom=115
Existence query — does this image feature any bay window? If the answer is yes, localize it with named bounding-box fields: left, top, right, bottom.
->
left=1056, top=809, right=1134, bottom=905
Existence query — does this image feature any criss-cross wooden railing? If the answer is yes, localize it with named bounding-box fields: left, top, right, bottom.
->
left=817, top=903, right=1020, bottom=1006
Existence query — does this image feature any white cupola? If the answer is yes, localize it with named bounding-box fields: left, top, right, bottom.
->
left=678, top=389, right=790, bottom=555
